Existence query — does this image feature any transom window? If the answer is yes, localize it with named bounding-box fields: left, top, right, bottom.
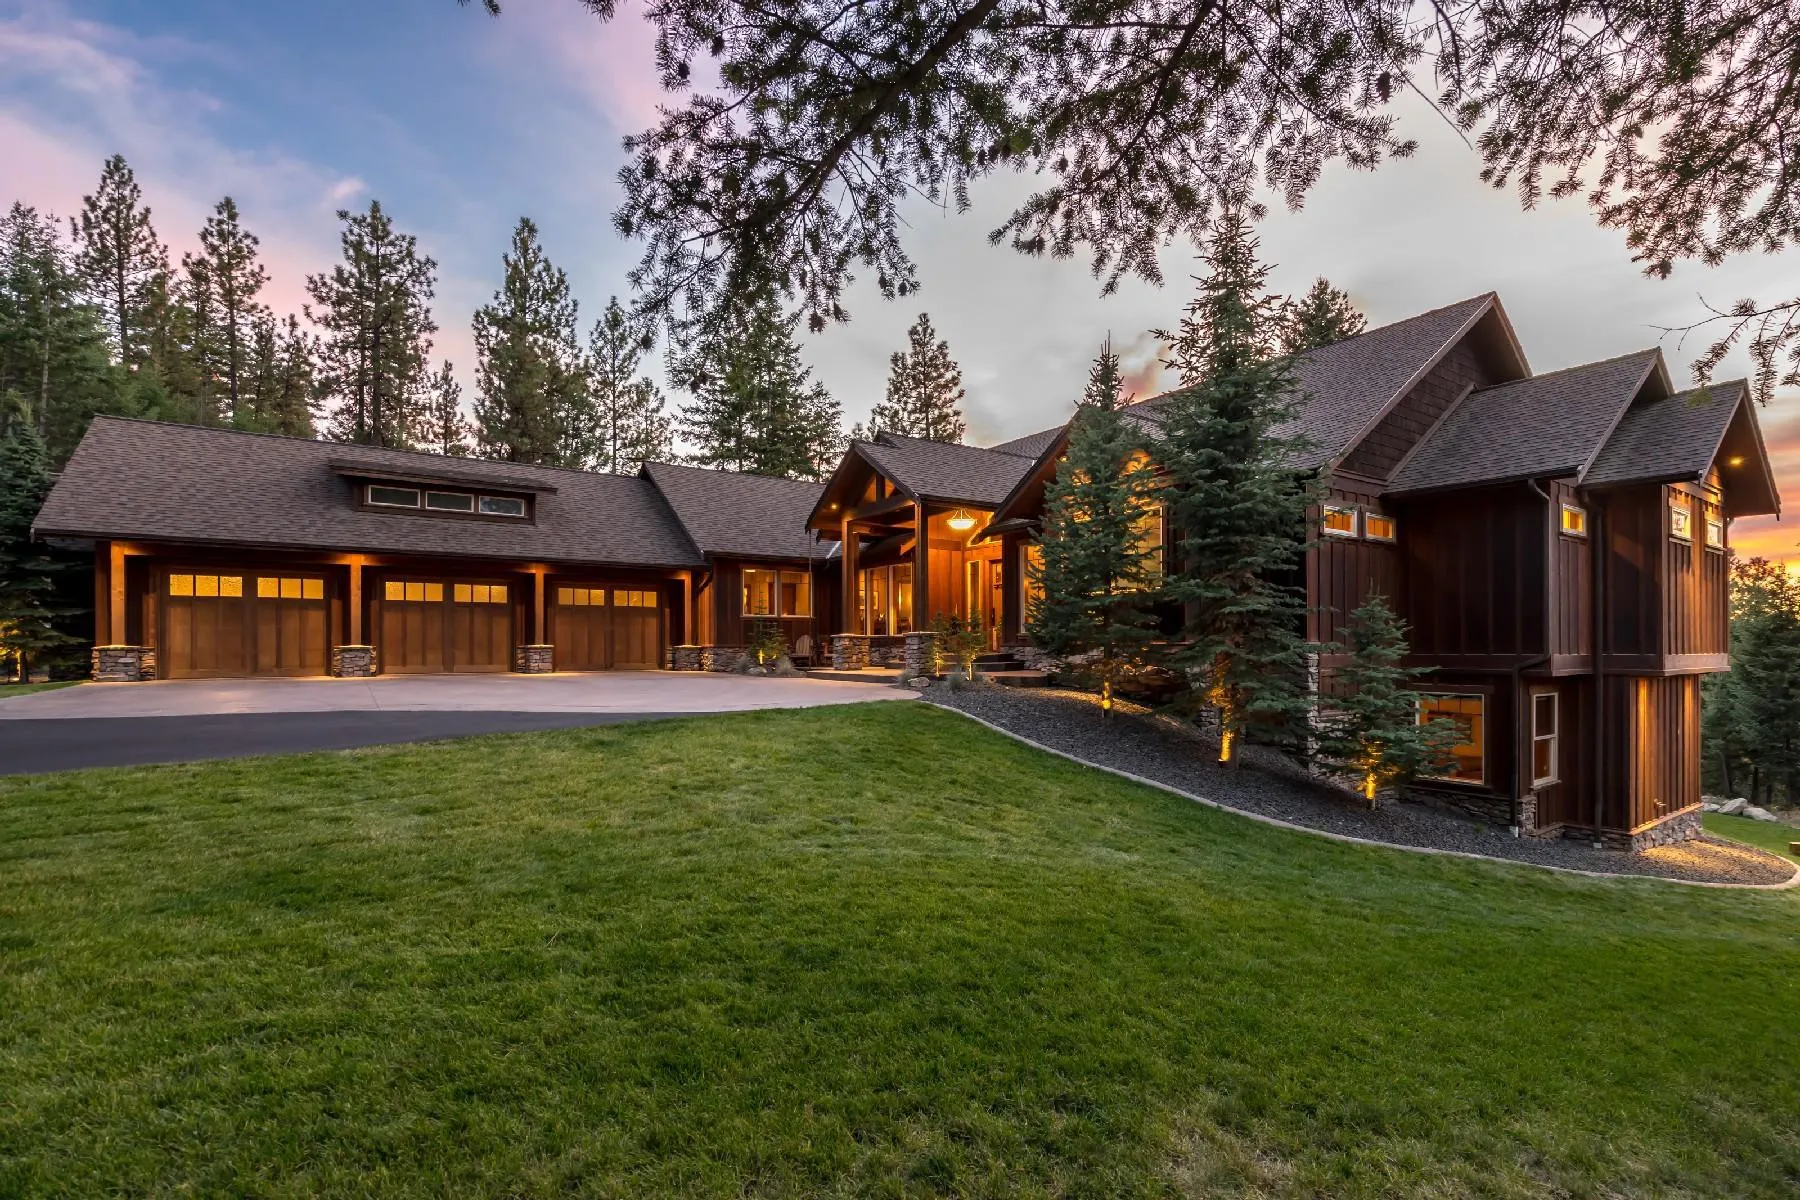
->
left=1560, top=503, right=1587, bottom=537
left=1531, top=691, right=1559, bottom=787
left=256, top=576, right=324, bottom=600
left=385, top=581, right=445, bottom=603
left=452, top=584, right=508, bottom=604
left=368, top=485, right=421, bottom=508
left=744, top=567, right=813, bottom=617
left=479, top=496, right=527, bottom=518
left=613, top=589, right=657, bottom=608
left=168, top=573, right=243, bottom=598
left=558, top=587, right=603, bottom=606
left=426, top=491, right=475, bottom=512
left=1322, top=505, right=1358, bottom=538
left=1669, top=495, right=1694, bottom=541
left=1418, top=693, right=1485, bottom=785
left=1363, top=512, right=1397, bottom=542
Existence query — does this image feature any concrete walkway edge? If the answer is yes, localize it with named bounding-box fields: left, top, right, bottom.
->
left=933, top=703, right=1800, bottom=893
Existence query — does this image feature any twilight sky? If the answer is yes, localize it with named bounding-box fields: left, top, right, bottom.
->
left=2, top=0, right=1795, bottom=564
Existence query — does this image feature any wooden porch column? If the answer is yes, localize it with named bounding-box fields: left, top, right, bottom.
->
left=913, top=500, right=931, bottom=631
left=680, top=570, right=695, bottom=645
left=109, top=541, right=128, bottom=644
left=533, top=568, right=547, bottom=643
left=94, top=541, right=111, bottom=644
left=841, top=514, right=860, bottom=633
left=347, top=557, right=364, bottom=645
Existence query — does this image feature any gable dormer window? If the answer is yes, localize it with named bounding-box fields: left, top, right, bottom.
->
left=368, top=485, right=421, bottom=508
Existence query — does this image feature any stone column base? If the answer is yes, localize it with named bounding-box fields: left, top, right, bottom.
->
left=903, top=631, right=942, bottom=679
left=330, top=645, right=376, bottom=678
left=1587, top=806, right=1704, bottom=851
left=512, top=645, right=555, bottom=674
left=92, top=645, right=155, bottom=682
left=831, top=634, right=870, bottom=669
left=669, top=645, right=702, bottom=671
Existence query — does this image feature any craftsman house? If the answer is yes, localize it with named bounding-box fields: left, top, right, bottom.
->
left=35, top=292, right=1779, bottom=847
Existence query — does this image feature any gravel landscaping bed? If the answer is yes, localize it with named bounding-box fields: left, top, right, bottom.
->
left=927, top=686, right=1798, bottom=887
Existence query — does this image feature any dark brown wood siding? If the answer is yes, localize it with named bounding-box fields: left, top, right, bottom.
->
left=1307, top=482, right=1401, bottom=647
left=1605, top=674, right=1702, bottom=830
left=1549, top=480, right=1592, bottom=663
left=1396, top=485, right=1549, bottom=663
left=1337, top=339, right=1491, bottom=480
left=1599, top=485, right=1662, bottom=660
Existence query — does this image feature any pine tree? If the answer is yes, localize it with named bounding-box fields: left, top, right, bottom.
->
left=1025, top=338, right=1162, bottom=715
left=308, top=200, right=438, bottom=449
left=472, top=218, right=585, bottom=465
left=241, top=313, right=319, bottom=438
left=1314, top=592, right=1457, bottom=805
left=674, top=289, right=843, bottom=479
left=1716, top=558, right=1800, bottom=806
left=422, top=361, right=473, bottom=457
left=68, top=154, right=169, bottom=369
left=0, top=402, right=80, bottom=681
left=0, top=203, right=125, bottom=462
left=581, top=297, right=672, bottom=472
left=869, top=312, right=966, bottom=442
left=1279, top=278, right=1366, bottom=354
left=181, top=197, right=270, bottom=425
left=1153, top=208, right=1316, bottom=764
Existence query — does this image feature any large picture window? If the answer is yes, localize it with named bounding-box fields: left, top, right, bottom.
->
left=1531, top=691, right=1559, bottom=787
left=745, top=568, right=814, bottom=617
left=1131, top=502, right=1165, bottom=577
left=1418, top=693, right=1485, bottom=785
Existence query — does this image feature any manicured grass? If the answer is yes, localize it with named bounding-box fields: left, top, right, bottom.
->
left=1706, top=811, right=1800, bottom=863
left=0, top=681, right=77, bottom=699
left=2, top=702, right=1796, bottom=1197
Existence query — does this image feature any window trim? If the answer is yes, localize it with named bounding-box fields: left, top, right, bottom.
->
left=1363, top=511, right=1397, bottom=543
left=367, top=484, right=422, bottom=509
left=1669, top=495, right=1694, bottom=542
left=1321, top=503, right=1360, bottom=539
left=1530, top=690, right=1559, bottom=788
left=1559, top=503, right=1588, bottom=538
left=1417, top=691, right=1486, bottom=787
left=1703, top=512, right=1726, bottom=553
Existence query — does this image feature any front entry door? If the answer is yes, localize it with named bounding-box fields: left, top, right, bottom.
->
left=965, top=559, right=1002, bottom=649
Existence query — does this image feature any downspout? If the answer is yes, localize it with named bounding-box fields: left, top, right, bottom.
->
left=1515, top=479, right=1555, bottom=837
left=1585, top=488, right=1606, bottom=848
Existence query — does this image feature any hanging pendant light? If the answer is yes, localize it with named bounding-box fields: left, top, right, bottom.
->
left=947, top=508, right=977, bottom=532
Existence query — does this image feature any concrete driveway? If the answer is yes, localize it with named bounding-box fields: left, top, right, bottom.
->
left=0, top=673, right=913, bottom=775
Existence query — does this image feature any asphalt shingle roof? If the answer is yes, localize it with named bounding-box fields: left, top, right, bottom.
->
left=1389, top=350, right=1662, bottom=494
left=1584, top=380, right=1750, bottom=488
left=856, top=432, right=1040, bottom=507
left=985, top=426, right=1064, bottom=459
left=35, top=417, right=706, bottom=568
left=640, top=461, right=832, bottom=561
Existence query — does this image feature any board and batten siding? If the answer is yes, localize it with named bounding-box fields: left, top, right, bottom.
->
left=1396, top=484, right=1548, bottom=663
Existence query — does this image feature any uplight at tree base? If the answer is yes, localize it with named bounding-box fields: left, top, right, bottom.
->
left=1217, top=728, right=1234, bottom=764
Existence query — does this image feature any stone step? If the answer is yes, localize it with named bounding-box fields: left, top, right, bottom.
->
left=976, top=669, right=1051, bottom=688
left=806, top=668, right=905, bottom=685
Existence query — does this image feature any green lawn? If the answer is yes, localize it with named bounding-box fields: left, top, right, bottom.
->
left=0, top=681, right=77, bottom=699
left=2, top=703, right=1796, bottom=1197
left=1706, top=811, right=1800, bottom=863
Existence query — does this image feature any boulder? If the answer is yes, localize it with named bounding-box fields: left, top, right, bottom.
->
left=1742, top=806, right=1778, bottom=823
left=1701, top=801, right=1719, bottom=812
left=1718, top=798, right=1749, bottom=816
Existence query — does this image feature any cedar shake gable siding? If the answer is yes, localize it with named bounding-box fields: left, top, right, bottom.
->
left=35, top=417, right=705, bottom=569
left=1388, top=350, right=1667, bottom=496
left=640, top=461, right=835, bottom=563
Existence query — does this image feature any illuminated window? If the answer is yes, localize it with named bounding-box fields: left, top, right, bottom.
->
left=780, top=570, right=812, bottom=617
left=743, top=568, right=779, bottom=617
left=1418, top=693, right=1484, bottom=785
left=1131, top=502, right=1166, bottom=576
left=1669, top=496, right=1693, bottom=541
left=256, top=577, right=323, bottom=600
left=1560, top=503, right=1587, bottom=537
left=1322, top=505, right=1358, bottom=538
left=425, top=491, right=475, bottom=512
left=168, top=574, right=193, bottom=596
left=559, top=587, right=604, bottom=607
left=1531, top=691, right=1558, bottom=787
left=893, top=564, right=913, bottom=634
left=1704, top=513, right=1725, bottom=551
left=479, top=496, right=527, bottom=518
left=613, top=589, right=657, bottom=608
left=368, top=485, right=420, bottom=508
left=451, top=584, right=506, bottom=604
left=1364, top=512, right=1397, bottom=542
left=1022, top=543, right=1045, bottom=621
left=388, top=581, right=447, bottom=602
left=175, top=574, right=243, bottom=599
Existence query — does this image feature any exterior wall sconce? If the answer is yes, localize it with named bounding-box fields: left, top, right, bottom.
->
left=947, top=509, right=977, bottom=532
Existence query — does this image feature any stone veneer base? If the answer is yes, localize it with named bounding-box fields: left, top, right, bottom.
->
left=513, top=644, right=555, bottom=674
left=668, top=645, right=744, bottom=672
left=92, top=645, right=155, bottom=682
left=330, top=645, right=376, bottom=678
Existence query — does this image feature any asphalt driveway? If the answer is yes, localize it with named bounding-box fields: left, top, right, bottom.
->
left=0, top=672, right=913, bottom=775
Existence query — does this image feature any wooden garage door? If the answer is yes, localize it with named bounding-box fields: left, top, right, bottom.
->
left=379, top=579, right=512, bottom=674
left=163, top=571, right=329, bottom=679
left=554, top=586, right=662, bottom=669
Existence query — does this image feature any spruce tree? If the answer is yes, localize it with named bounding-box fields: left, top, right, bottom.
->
left=472, top=218, right=585, bottom=465
left=1154, top=208, right=1316, bottom=764
left=869, top=312, right=966, bottom=442
left=68, top=154, right=169, bottom=369
left=674, top=289, right=843, bottom=479
left=181, top=197, right=270, bottom=425
left=1314, top=592, right=1456, bottom=806
left=1718, top=558, right=1800, bottom=806
left=1025, top=338, right=1162, bottom=715
left=581, top=296, right=672, bottom=472
left=307, top=200, right=438, bottom=449
left=0, top=403, right=79, bottom=681
left=422, top=361, right=473, bottom=457
left=1279, top=278, right=1366, bottom=354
